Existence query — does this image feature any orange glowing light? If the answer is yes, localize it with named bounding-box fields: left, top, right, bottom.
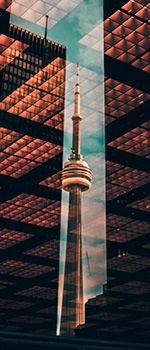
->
left=1, top=57, right=65, bottom=124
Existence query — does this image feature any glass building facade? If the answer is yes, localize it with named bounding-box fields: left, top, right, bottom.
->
left=0, top=0, right=106, bottom=337
left=1, top=0, right=149, bottom=346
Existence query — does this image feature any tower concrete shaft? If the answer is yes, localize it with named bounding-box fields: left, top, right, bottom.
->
left=60, top=64, right=92, bottom=336
left=61, top=187, right=84, bottom=335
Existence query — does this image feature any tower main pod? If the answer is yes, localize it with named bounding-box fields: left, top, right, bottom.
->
left=60, top=65, right=93, bottom=335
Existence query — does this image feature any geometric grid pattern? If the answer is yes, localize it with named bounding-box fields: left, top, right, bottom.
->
left=6, top=0, right=82, bottom=30
left=104, top=1, right=150, bottom=71
left=0, top=194, right=61, bottom=228
left=76, top=0, right=150, bottom=344
left=0, top=130, right=62, bottom=178
left=0, top=13, right=66, bottom=335
left=0, top=260, right=54, bottom=278
left=106, top=163, right=149, bottom=200
left=105, top=77, right=150, bottom=120
left=0, top=0, right=150, bottom=343
left=108, top=124, right=150, bottom=158
left=25, top=240, right=60, bottom=260
left=0, top=228, right=32, bottom=249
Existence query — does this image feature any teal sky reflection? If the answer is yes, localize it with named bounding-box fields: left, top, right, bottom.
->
left=10, top=0, right=106, bottom=335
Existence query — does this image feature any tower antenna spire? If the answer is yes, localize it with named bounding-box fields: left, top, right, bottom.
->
left=72, top=63, right=82, bottom=159
left=74, top=63, right=80, bottom=117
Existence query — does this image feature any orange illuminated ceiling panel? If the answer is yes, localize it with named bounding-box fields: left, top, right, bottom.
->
left=105, top=114, right=116, bottom=125
left=107, top=166, right=150, bottom=191
left=125, top=219, right=150, bottom=234
left=6, top=193, right=55, bottom=209
left=0, top=0, right=11, bottom=10
left=21, top=209, right=60, bottom=228
left=0, top=56, right=65, bottom=124
left=0, top=127, right=20, bottom=148
left=107, top=214, right=132, bottom=228
left=108, top=254, right=150, bottom=273
left=109, top=10, right=130, bottom=24
left=105, top=77, right=150, bottom=118
left=107, top=216, right=150, bottom=235
left=0, top=193, right=61, bottom=228
left=121, top=1, right=142, bottom=14
left=40, top=171, right=62, bottom=189
left=0, top=259, right=53, bottom=278
left=108, top=126, right=150, bottom=158
left=16, top=286, right=57, bottom=300
left=106, top=161, right=124, bottom=176
left=0, top=128, right=63, bottom=178
left=108, top=229, right=141, bottom=243
left=0, top=34, right=14, bottom=46
left=142, top=120, right=150, bottom=129
left=53, top=57, right=66, bottom=69
left=121, top=1, right=150, bottom=17
left=127, top=197, right=150, bottom=212
left=0, top=34, right=28, bottom=71
left=104, top=2, right=149, bottom=68
left=0, top=203, right=35, bottom=221
left=0, top=228, right=32, bottom=249
left=24, top=240, right=60, bottom=260
left=26, top=63, right=65, bottom=92
left=131, top=51, right=150, bottom=72
left=0, top=153, right=38, bottom=178
left=44, top=110, right=64, bottom=130
left=106, top=182, right=127, bottom=200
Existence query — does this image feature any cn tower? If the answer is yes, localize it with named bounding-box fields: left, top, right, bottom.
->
left=60, top=64, right=93, bottom=335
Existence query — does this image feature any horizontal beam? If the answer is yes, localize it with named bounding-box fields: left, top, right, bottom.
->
left=0, top=173, right=61, bottom=203
left=0, top=314, right=57, bottom=330
left=0, top=288, right=58, bottom=306
left=0, top=273, right=58, bottom=292
left=107, top=203, right=150, bottom=222
left=0, top=228, right=60, bottom=266
left=0, top=110, right=63, bottom=146
left=107, top=183, right=150, bottom=206
left=0, top=153, right=62, bottom=203
left=106, top=146, right=150, bottom=173
left=105, top=55, right=150, bottom=94
left=0, top=332, right=148, bottom=350
left=0, top=216, right=60, bottom=237
left=0, top=250, right=58, bottom=267
left=0, top=222, right=60, bottom=269
left=106, top=101, right=150, bottom=144
left=107, top=233, right=149, bottom=259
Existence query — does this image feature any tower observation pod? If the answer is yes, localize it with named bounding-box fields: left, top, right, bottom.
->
left=60, top=64, right=93, bottom=336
